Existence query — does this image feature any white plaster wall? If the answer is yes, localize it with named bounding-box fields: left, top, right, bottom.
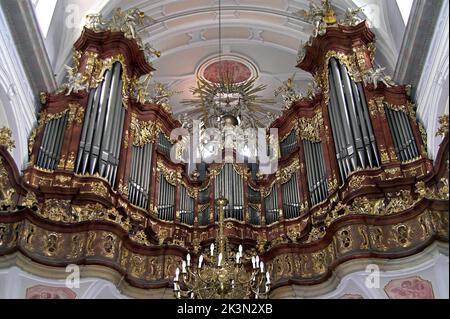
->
left=0, top=5, right=38, bottom=171
left=0, top=249, right=447, bottom=299
left=416, top=0, right=449, bottom=161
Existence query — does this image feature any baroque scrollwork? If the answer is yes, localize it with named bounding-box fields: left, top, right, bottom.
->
left=0, top=127, right=15, bottom=151
left=85, top=8, right=160, bottom=64
left=298, top=111, right=323, bottom=142
left=131, top=114, right=160, bottom=146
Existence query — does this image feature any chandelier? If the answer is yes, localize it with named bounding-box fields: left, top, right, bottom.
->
left=173, top=198, right=271, bottom=299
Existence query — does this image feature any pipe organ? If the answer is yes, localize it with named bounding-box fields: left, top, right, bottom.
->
left=12, top=7, right=447, bottom=292
left=328, top=58, right=380, bottom=181
left=158, top=132, right=173, bottom=158
left=157, top=173, right=176, bottom=221
left=37, top=113, right=68, bottom=170
left=214, top=164, right=245, bottom=221
left=281, top=172, right=302, bottom=219
left=384, top=106, right=419, bottom=162
left=280, top=129, right=298, bottom=157
left=264, top=185, right=279, bottom=225
left=179, top=185, right=195, bottom=225
left=128, top=143, right=153, bottom=209
left=24, top=13, right=432, bottom=240
left=303, top=140, right=328, bottom=206
left=75, top=62, right=125, bottom=188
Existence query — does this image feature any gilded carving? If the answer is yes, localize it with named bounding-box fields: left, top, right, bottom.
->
left=436, top=114, right=449, bottom=137
left=358, top=226, right=369, bottom=250
left=394, top=224, right=411, bottom=248
left=66, top=152, right=76, bottom=171
left=0, top=127, right=15, bottom=152
left=131, top=115, right=160, bottom=146
left=67, top=234, right=84, bottom=259
left=338, top=228, right=353, bottom=253
left=21, top=192, right=37, bottom=208
left=131, top=254, right=146, bottom=278
left=44, top=232, right=62, bottom=256
left=276, top=159, right=300, bottom=185
left=86, top=231, right=96, bottom=256
left=102, top=233, right=117, bottom=258
left=349, top=175, right=365, bottom=190
left=370, top=226, right=386, bottom=251
left=298, top=112, right=323, bottom=142
left=129, top=230, right=150, bottom=246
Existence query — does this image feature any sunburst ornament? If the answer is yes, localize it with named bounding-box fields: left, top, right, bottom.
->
left=181, top=68, right=277, bottom=129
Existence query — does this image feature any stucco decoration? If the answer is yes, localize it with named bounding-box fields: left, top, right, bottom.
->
left=25, top=285, right=77, bottom=299
left=384, top=276, right=435, bottom=299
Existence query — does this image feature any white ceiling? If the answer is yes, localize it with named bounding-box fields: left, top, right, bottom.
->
left=41, top=0, right=407, bottom=120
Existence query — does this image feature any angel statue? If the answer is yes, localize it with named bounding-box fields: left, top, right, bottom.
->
left=63, top=65, right=88, bottom=96
left=85, top=13, right=107, bottom=32
left=341, top=7, right=364, bottom=26
left=363, top=65, right=396, bottom=89
left=143, top=43, right=161, bottom=62
left=122, top=8, right=146, bottom=40
left=274, top=75, right=303, bottom=110
left=296, top=0, right=334, bottom=37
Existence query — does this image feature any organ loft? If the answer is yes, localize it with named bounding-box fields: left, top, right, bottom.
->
left=0, top=0, right=448, bottom=299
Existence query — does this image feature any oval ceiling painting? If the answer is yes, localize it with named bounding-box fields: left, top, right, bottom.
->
left=198, top=55, right=258, bottom=84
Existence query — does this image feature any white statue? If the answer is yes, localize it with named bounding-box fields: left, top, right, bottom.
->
left=363, top=66, right=396, bottom=89
left=64, top=65, right=88, bottom=96
left=85, top=13, right=107, bottom=32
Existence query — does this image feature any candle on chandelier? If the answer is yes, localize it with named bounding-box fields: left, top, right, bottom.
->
left=186, top=253, right=191, bottom=266
left=255, top=255, right=260, bottom=267
left=260, top=261, right=264, bottom=273
left=174, top=267, right=180, bottom=281
left=251, top=256, right=256, bottom=269
left=198, top=255, right=204, bottom=268
left=182, top=260, right=187, bottom=273
left=266, top=271, right=271, bottom=284
left=218, top=253, right=223, bottom=266
left=236, top=252, right=240, bottom=264
left=210, top=243, right=215, bottom=256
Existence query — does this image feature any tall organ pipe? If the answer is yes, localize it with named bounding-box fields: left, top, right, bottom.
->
left=76, top=89, right=96, bottom=172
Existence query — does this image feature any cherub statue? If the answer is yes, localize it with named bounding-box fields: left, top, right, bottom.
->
left=63, top=65, right=88, bottom=96
left=363, top=65, right=396, bottom=89
left=274, top=75, right=303, bottom=110
left=305, top=80, right=321, bottom=99
left=296, top=0, right=334, bottom=37
left=85, top=13, right=107, bottom=32
left=143, top=43, right=161, bottom=62
left=122, top=8, right=145, bottom=40
left=341, top=7, right=363, bottom=26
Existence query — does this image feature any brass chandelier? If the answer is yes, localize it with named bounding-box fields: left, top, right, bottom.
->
left=173, top=198, right=271, bottom=299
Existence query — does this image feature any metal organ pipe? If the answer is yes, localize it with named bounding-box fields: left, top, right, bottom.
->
left=328, top=58, right=381, bottom=182
left=74, top=63, right=125, bottom=190
left=356, top=83, right=380, bottom=166
left=80, top=81, right=103, bottom=174
left=37, top=119, right=51, bottom=168
left=99, top=63, right=121, bottom=178
left=330, top=59, right=358, bottom=171
left=52, top=114, right=68, bottom=169
left=385, top=108, right=404, bottom=161
left=329, top=69, right=351, bottom=178
left=44, top=117, right=60, bottom=169
left=76, top=90, right=96, bottom=172
left=351, top=81, right=374, bottom=167
left=37, top=114, right=68, bottom=170
left=339, top=63, right=367, bottom=168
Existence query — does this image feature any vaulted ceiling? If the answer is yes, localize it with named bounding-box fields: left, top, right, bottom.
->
left=43, top=0, right=407, bottom=119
